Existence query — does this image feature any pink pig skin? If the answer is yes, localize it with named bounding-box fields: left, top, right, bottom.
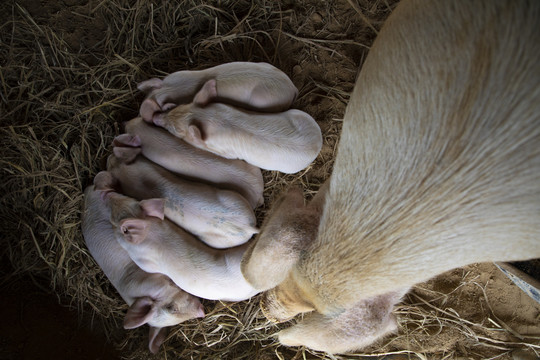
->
left=105, top=191, right=259, bottom=302
left=138, top=62, right=298, bottom=120
left=82, top=185, right=204, bottom=354
left=105, top=148, right=258, bottom=249
left=116, top=117, right=263, bottom=209
left=153, top=103, right=322, bottom=173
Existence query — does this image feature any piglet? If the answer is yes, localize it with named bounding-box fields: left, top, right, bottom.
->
left=103, top=190, right=259, bottom=302
left=104, top=147, right=258, bottom=248
left=138, top=62, right=298, bottom=121
left=115, top=117, right=263, bottom=209
left=82, top=185, right=204, bottom=353
left=151, top=103, right=322, bottom=173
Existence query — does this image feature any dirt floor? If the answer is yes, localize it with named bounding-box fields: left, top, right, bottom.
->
left=1, top=0, right=539, bottom=359
left=0, top=272, right=120, bottom=360
left=395, top=263, right=540, bottom=359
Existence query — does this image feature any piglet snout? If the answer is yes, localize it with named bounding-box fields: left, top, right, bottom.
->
left=140, top=98, right=161, bottom=122
left=113, top=133, right=142, bottom=148
left=152, top=113, right=167, bottom=127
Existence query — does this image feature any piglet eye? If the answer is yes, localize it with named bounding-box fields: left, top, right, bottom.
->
left=165, top=304, right=177, bottom=313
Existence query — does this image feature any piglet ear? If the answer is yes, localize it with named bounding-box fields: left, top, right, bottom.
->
left=140, top=198, right=165, bottom=220
left=113, top=146, right=142, bottom=164
left=119, top=218, right=149, bottom=244
left=137, top=78, right=163, bottom=92
left=148, top=327, right=168, bottom=354
left=188, top=124, right=205, bottom=143
left=124, top=297, right=156, bottom=329
left=193, top=79, right=217, bottom=106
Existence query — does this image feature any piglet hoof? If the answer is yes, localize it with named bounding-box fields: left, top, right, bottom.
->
left=193, top=79, right=217, bottom=107
left=112, top=134, right=142, bottom=148
left=137, top=78, right=163, bottom=93
left=140, top=98, right=162, bottom=122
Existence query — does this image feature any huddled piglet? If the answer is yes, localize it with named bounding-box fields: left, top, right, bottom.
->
left=82, top=184, right=204, bottom=353
left=150, top=102, right=322, bottom=173
left=96, top=185, right=259, bottom=302
left=82, top=60, right=319, bottom=353
left=241, top=0, right=540, bottom=353
left=115, top=117, right=264, bottom=209
left=138, top=62, right=298, bottom=121
left=104, top=147, right=258, bottom=249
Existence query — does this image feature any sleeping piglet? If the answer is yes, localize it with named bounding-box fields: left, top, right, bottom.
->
left=82, top=185, right=204, bottom=353
left=151, top=103, right=323, bottom=173
left=115, top=117, right=263, bottom=209
left=138, top=62, right=298, bottom=121
left=103, top=190, right=259, bottom=302
left=104, top=147, right=258, bottom=249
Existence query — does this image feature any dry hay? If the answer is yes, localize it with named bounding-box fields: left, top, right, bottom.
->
left=1, top=0, right=539, bottom=359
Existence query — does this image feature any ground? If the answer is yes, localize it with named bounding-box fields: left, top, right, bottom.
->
left=0, top=272, right=120, bottom=360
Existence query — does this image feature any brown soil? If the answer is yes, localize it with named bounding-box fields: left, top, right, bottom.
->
left=392, top=263, right=540, bottom=358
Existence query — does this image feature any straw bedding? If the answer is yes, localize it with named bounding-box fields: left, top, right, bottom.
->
left=1, top=0, right=538, bottom=359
